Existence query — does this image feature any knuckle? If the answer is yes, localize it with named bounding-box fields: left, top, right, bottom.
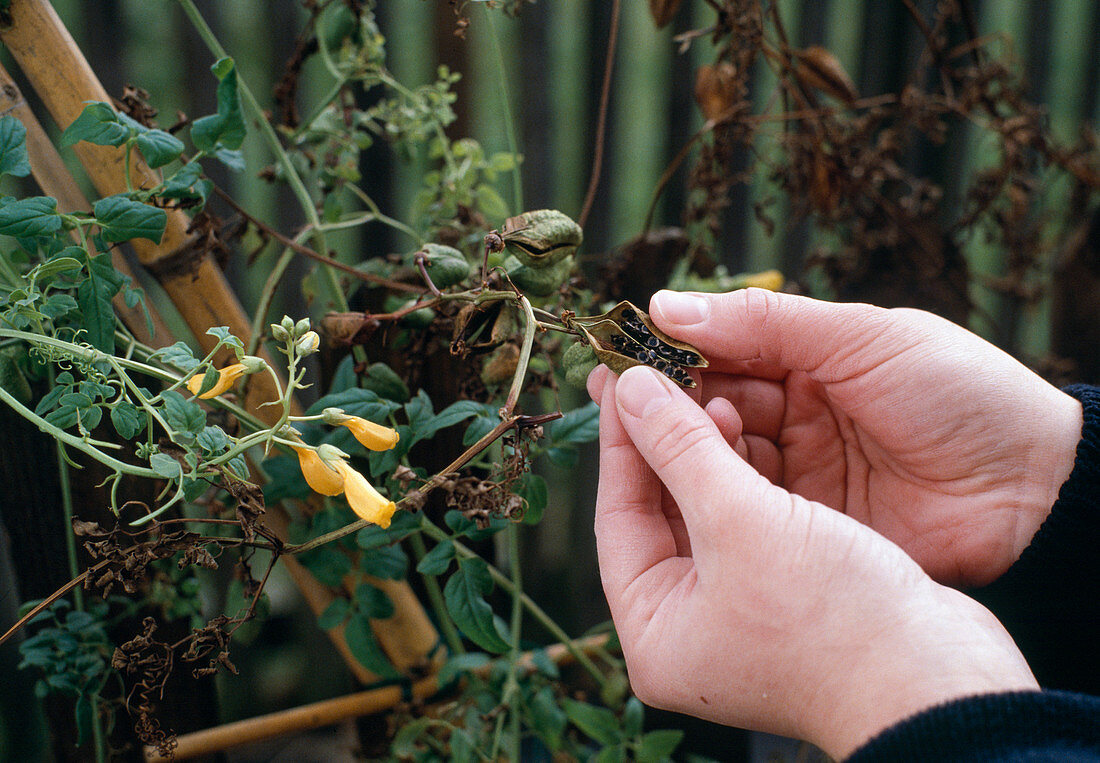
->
left=646, top=415, right=716, bottom=475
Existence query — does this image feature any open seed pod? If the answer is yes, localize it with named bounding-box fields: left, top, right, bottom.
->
left=501, top=209, right=583, bottom=269
left=570, top=301, right=707, bottom=388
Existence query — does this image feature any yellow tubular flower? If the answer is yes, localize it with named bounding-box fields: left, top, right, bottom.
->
left=341, top=416, right=400, bottom=451
left=337, top=461, right=397, bottom=528
left=186, top=363, right=248, bottom=399
left=291, top=445, right=345, bottom=496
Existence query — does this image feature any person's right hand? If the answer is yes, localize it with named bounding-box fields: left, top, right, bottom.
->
left=591, top=288, right=1082, bottom=587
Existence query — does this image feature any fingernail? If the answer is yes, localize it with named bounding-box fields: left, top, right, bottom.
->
left=653, top=291, right=709, bottom=325
left=616, top=366, right=673, bottom=418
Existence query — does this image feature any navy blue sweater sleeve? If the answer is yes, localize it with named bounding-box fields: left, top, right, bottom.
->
left=845, top=385, right=1100, bottom=761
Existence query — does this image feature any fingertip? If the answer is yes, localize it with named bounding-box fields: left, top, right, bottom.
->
left=587, top=364, right=610, bottom=405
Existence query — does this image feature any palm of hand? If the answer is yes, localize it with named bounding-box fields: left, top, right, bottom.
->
left=749, top=357, right=1072, bottom=586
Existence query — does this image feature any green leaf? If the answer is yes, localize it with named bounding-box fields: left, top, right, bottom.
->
left=300, top=546, right=352, bottom=586
left=161, top=390, right=206, bottom=435
left=77, top=254, right=120, bottom=352
left=549, top=401, right=600, bottom=445
left=635, top=730, right=685, bottom=763
left=354, top=582, right=395, bottom=619
left=530, top=648, right=560, bottom=679
left=150, top=341, right=199, bottom=372
left=31, top=255, right=82, bottom=281
left=418, top=399, right=485, bottom=441
left=595, top=745, right=627, bottom=763
left=517, top=473, right=547, bottom=525
left=623, top=697, right=644, bottom=738
left=150, top=452, right=182, bottom=479
left=317, top=598, right=350, bottom=630
left=109, top=401, right=143, bottom=439
left=191, top=58, right=246, bottom=152
left=197, top=425, right=231, bottom=455
left=529, top=686, right=567, bottom=751
left=344, top=611, right=398, bottom=677
left=0, top=116, right=31, bottom=178
left=0, top=349, right=32, bottom=404
left=59, top=102, right=129, bottom=148
left=136, top=129, right=185, bottom=168
left=360, top=362, right=410, bottom=402
left=359, top=545, right=407, bottom=580
left=93, top=194, right=167, bottom=244
left=205, top=325, right=245, bottom=352
left=562, top=698, right=622, bottom=746
left=443, top=557, right=509, bottom=653
left=0, top=196, right=62, bottom=238
left=307, top=387, right=401, bottom=421
left=415, top=538, right=455, bottom=576
left=354, top=511, right=419, bottom=550
left=436, top=652, right=491, bottom=687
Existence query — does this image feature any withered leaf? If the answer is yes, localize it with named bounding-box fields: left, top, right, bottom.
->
left=694, top=63, right=739, bottom=121
left=791, top=46, right=859, bottom=106
left=648, top=0, right=684, bottom=28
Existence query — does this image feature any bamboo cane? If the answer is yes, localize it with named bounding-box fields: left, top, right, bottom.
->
left=145, top=635, right=611, bottom=760
left=0, top=60, right=170, bottom=345
left=0, top=0, right=279, bottom=422
left=0, top=0, right=441, bottom=690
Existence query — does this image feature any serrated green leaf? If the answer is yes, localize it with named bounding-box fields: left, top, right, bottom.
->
left=160, top=390, right=206, bottom=434
left=59, top=102, right=129, bottom=148
left=0, top=116, right=31, bottom=178
left=192, top=58, right=246, bottom=152
left=150, top=452, right=182, bottom=478
left=562, top=698, right=622, bottom=746
left=77, top=259, right=117, bottom=352
left=415, top=538, right=455, bottom=576
left=444, top=558, right=509, bottom=653
left=93, top=195, right=166, bottom=244
left=197, top=425, right=231, bottom=454
left=205, top=326, right=244, bottom=352
left=0, top=196, right=62, bottom=238
left=344, top=612, right=398, bottom=677
left=136, top=129, right=184, bottom=168
left=150, top=341, right=199, bottom=372
left=160, top=160, right=204, bottom=199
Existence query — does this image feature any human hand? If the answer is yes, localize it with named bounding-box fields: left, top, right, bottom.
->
left=592, top=288, right=1081, bottom=587
left=592, top=365, right=1039, bottom=758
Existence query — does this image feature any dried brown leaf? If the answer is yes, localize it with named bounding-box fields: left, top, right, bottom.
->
left=792, top=46, right=859, bottom=105
left=648, top=0, right=684, bottom=29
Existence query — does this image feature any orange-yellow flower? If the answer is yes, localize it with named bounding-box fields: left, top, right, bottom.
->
left=291, top=441, right=398, bottom=528
left=187, top=363, right=247, bottom=399
left=291, top=445, right=345, bottom=496
left=341, top=416, right=400, bottom=451
left=336, top=461, right=397, bottom=528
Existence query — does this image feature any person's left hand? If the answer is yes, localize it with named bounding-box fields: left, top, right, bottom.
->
left=590, top=365, right=1038, bottom=759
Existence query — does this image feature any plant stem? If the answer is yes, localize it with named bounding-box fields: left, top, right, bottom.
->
left=483, top=6, right=523, bottom=212
left=505, top=523, right=523, bottom=761
left=408, top=532, right=465, bottom=656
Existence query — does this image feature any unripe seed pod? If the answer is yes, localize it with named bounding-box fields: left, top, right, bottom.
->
left=507, top=254, right=573, bottom=297
left=415, top=243, right=472, bottom=289
left=501, top=209, right=582, bottom=269
left=562, top=341, right=599, bottom=389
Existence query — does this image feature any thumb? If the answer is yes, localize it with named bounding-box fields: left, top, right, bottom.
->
left=612, top=365, right=774, bottom=568
left=650, top=288, right=907, bottom=381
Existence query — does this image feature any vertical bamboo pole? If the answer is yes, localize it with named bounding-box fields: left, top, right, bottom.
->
left=0, top=61, right=170, bottom=344
left=0, top=0, right=282, bottom=421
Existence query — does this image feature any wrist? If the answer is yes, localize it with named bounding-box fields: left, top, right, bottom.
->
left=807, top=585, right=1038, bottom=760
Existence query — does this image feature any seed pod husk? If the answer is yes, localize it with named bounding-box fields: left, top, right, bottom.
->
left=502, top=209, right=582, bottom=269
left=570, top=300, right=707, bottom=389
left=481, top=343, right=520, bottom=386
left=414, top=243, right=472, bottom=288
left=507, top=253, right=574, bottom=297
left=561, top=341, right=599, bottom=389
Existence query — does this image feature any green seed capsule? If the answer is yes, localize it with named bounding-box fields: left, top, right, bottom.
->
left=507, top=254, right=574, bottom=297
left=415, top=243, right=472, bottom=289
left=562, top=341, right=599, bottom=389
left=502, top=209, right=583, bottom=269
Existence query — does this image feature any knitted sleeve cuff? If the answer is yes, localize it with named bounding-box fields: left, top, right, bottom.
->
left=968, top=384, right=1100, bottom=692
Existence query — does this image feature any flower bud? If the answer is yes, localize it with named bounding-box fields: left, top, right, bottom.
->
left=270, top=323, right=290, bottom=342
left=295, top=330, right=320, bottom=356
left=239, top=355, right=267, bottom=373
left=321, top=407, right=349, bottom=425
left=294, top=317, right=313, bottom=339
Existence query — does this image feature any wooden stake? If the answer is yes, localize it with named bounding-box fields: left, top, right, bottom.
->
left=145, top=635, right=611, bottom=760
left=0, top=60, right=170, bottom=344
